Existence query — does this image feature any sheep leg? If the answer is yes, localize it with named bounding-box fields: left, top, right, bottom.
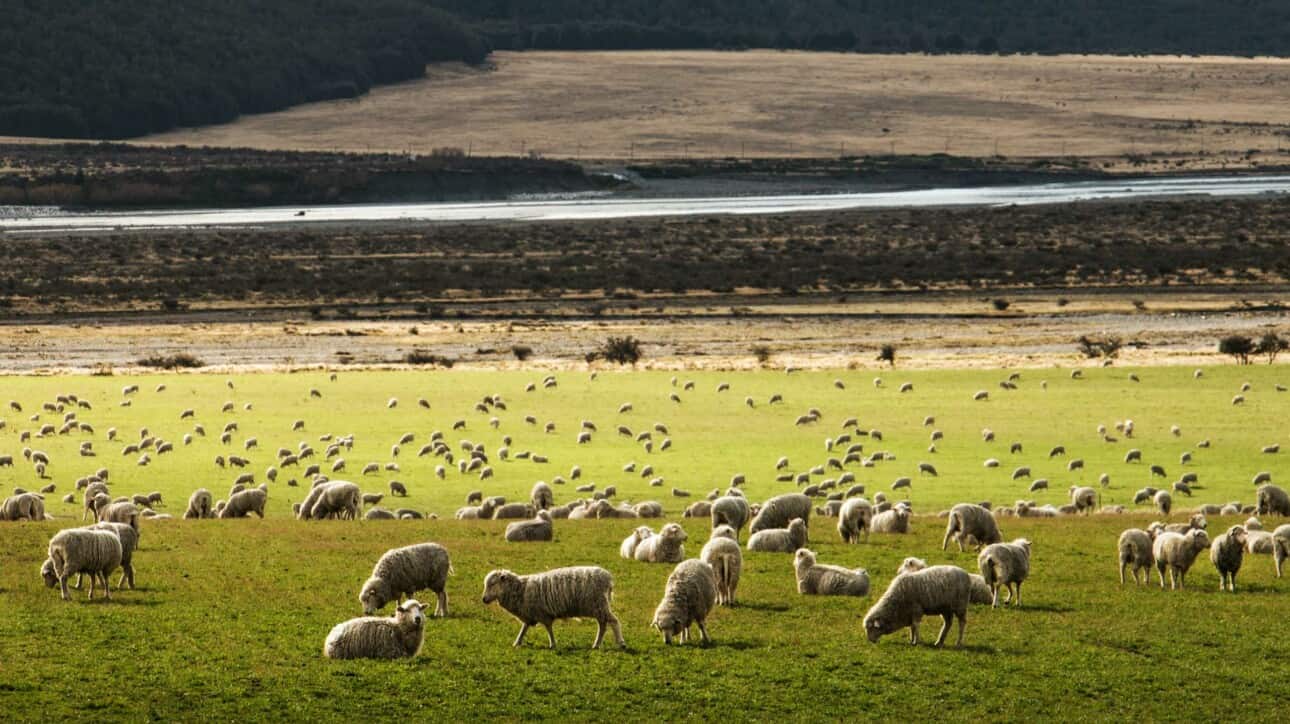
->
left=73, top=572, right=84, bottom=590
left=696, top=620, right=711, bottom=646
left=542, top=623, right=556, bottom=649
left=607, top=615, right=625, bottom=648
left=59, top=575, right=71, bottom=601
left=87, top=572, right=97, bottom=600
left=1157, top=563, right=1167, bottom=589
left=436, top=589, right=448, bottom=617
left=909, top=618, right=920, bottom=645
left=990, top=585, right=1000, bottom=609
left=593, top=620, right=607, bottom=649
left=1015, top=582, right=1022, bottom=607
left=955, top=612, right=966, bottom=648
left=101, top=572, right=112, bottom=600
left=1118, top=561, right=1126, bottom=586
left=932, top=614, right=953, bottom=648
left=512, top=623, right=530, bottom=647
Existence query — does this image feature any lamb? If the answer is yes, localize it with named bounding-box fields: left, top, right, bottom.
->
left=41, top=528, right=123, bottom=601
left=710, top=495, right=751, bottom=537
left=324, top=600, right=427, bottom=660
left=505, top=511, right=554, bottom=542
left=837, top=497, right=873, bottom=543
left=863, top=565, right=971, bottom=647
left=219, top=487, right=267, bottom=518
left=748, top=493, right=811, bottom=535
left=977, top=538, right=1031, bottom=607
left=1118, top=528, right=1155, bottom=586
left=620, top=526, right=655, bottom=560
left=1275, top=525, right=1290, bottom=577
left=1256, top=484, right=1290, bottom=516
left=530, top=482, right=554, bottom=511
left=746, top=518, right=808, bottom=553
left=650, top=559, right=718, bottom=645
left=300, top=481, right=362, bottom=520
left=635, top=522, right=687, bottom=563
left=941, top=503, right=1002, bottom=552
left=870, top=507, right=911, bottom=534
left=794, top=548, right=869, bottom=597
left=481, top=566, right=625, bottom=649
left=1152, top=529, right=1211, bottom=590
left=359, top=542, right=452, bottom=616
left=1209, top=525, right=1249, bottom=592
left=700, top=526, right=742, bottom=605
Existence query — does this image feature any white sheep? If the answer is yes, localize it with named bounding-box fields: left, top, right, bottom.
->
left=1117, top=528, right=1155, bottom=586
left=710, top=495, right=751, bottom=537
left=635, top=523, right=687, bottom=563
left=324, top=600, right=427, bottom=660
left=700, top=526, right=742, bottom=606
left=748, top=493, right=811, bottom=535
left=40, top=528, right=122, bottom=601
left=650, top=559, right=719, bottom=645
left=505, top=511, right=554, bottom=542
left=1209, top=525, right=1249, bottom=592
left=977, top=538, right=1032, bottom=607
left=870, top=506, right=911, bottom=534
left=1152, top=529, right=1211, bottom=590
left=219, top=487, right=267, bottom=518
left=837, top=497, right=873, bottom=543
left=481, top=566, right=625, bottom=649
left=746, top=518, right=808, bottom=553
left=863, top=565, right=971, bottom=647
left=941, top=503, right=1001, bottom=552
left=1272, top=524, right=1290, bottom=578
left=620, top=526, right=655, bottom=560
left=794, top=548, right=869, bottom=596
left=359, top=542, right=453, bottom=616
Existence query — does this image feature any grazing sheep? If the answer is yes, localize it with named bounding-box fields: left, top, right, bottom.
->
left=870, top=507, right=912, bottom=534
left=794, top=548, right=869, bottom=596
left=1069, top=486, right=1098, bottom=514
left=746, top=518, right=808, bottom=553
left=977, top=539, right=1031, bottom=607
left=1256, top=484, right=1290, bottom=516
left=1163, top=513, right=1207, bottom=534
left=506, top=511, right=554, bottom=543
left=749, top=493, right=811, bottom=535
left=324, top=600, right=427, bottom=660
left=301, top=481, right=361, bottom=520
left=895, top=558, right=993, bottom=605
left=1209, top=525, right=1249, bottom=592
left=1118, top=528, right=1155, bottom=586
left=1011, top=466, right=1031, bottom=480
left=359, top=542, right=452, bottom=616
left=837, top=497, right=873, bottom=543
left=620, top=526, right=655, bottom=560
left=41, top=528, right=122, bottom=601
left=389, top=481, right=408, bottom=497
left=1028, top=479, right=1049, bottom=492
left=942, top=503, right=1002, bottom=552
left=1, top=492, right=46, bottom=521
left=632, top=501, right=663, bottom=518
left=1252, top=471, right=1273, bottom=486
left=635, top=523, right=687, bottom=563
left=1152, top=529, right=1211, bottom=590
left=700, top=526, right=742, bottom=605
left=481, top=566, right=625, bottom=649
left=650, top=559, right=719, bottom=645
left=684, top=501, right=713, bottom=518
left=1154, top=490, right=1173, bottom=516
left=863, top=566, right=971, bottom=648
left=1274, top=525, right=1290, bottom=577
left=710, top=495, right=751, bottom=537
left=530, top=482, right=554, bottom=511
left=183, top=489, right=214, bottom=519
left=81, top=521, right=138, bottom=590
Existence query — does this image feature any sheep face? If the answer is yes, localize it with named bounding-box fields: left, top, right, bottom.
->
left=398, top=599, right=427, bottom=628
left=1228, top=525, right=1248, bottom=548
left=40, top=558, right=58, bottom=587
left=661, top=523, right=687, bottom=544
left=651, top=611, right=686, bottom=644
left=481, top=570, right=520, bottom=605
left=794, top=548, right=817, bottom=570
left=864, top=614, right=898, bottom=643
left=896, top=557, right=927, bottom=575
left=359, top=577, right=391, bottom=615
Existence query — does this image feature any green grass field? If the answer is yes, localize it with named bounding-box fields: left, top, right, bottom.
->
left=2, top=365, right=1290, bottom=721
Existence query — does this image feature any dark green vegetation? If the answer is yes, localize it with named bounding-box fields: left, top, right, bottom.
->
left=0, top=144, right=597, bottom=207
left=3, top=195, right=1287, bottom=315
left=7, top=1, right=1290, bottom=140
left=0, top=0, right=486, bottom=139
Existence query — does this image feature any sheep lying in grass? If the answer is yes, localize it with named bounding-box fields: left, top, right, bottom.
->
left=41, top=528, right=122, bottom=601
left=635, top=523, right=687, bottom=563
left=1209, top=525, right=1249, bottom=592
left=941, top=503, right=1001, bottom=552
left=1117, top=528, right=1156, bottom=586
left=700, top=526, right=742, bottom=606
left=747, top=518, right=808, bottom=553
left=978, top=539, right=1031, bottom=608
left=863, top=565, right=971, bottom=648
left=1, top=492, right=46, bottom=521
left=481, top=566, right=625, bottom=649
left=505, top=511, right=554, bottom=543
left=794, top=548, right=869, bottom=596
left=1163, top=513, right=1207, bottom=534
left=837, top=497, right=873, bottom=544
left=359, top=542, right=452, bottom=616
left=870, top=506, right=911, bottom=534
left=1152, top=529, right=1211, bottom=590
left=651, top=559, right=718, bottom=645
left=324, top=600, right=427, bottom=660
left=749, top=493, right=811, bottom=535
left=620, top=526, right=654, bottom=560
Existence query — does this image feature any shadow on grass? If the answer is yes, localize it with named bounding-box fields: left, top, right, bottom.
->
left=729, top=601, right=791, bottom=613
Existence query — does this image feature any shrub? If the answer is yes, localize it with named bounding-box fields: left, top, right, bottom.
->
left=1219, top=335, right=1254, bottom=365
left=751, top=345, right=772, bottom=365
left=1077, top=335, right=1123, bottom=359
left=991, top=298, right=1011, bottom=311
left=137, top=353, right=204, bottom=369
left=404, top=350, right=454, bottom=367
left=511, top=345, right=534, bottom=362
left=876, top=344, right=897, bottom=367
left=1255, top=332, right=1288, bottom=364
left=598, top=336, right=642, bottom=366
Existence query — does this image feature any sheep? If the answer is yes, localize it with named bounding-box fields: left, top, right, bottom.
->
left=794, top=548, right=869, bottom=597
left=365, top=508, right=396, bottom=520
left=1, top=492, right=46, bottom=521
left=896, top=557, right=994, bottom=605
left=182, top=489, right=214, bottom=519
left=1011, top=466, right=1031, bottom=480
left=1274, top=525, right=1290, bottom=577
left=1209, top=525, right=1249, bottom=592
left=388, top=481, right=408, bottom=497
left=41, top=528, right=122, bottom=601
left=748, top=493, right=811, bottom=535
left=684, top=501, right=713, bottom=518
left=1256, top=484, right=1290, bottom=516
left=870, top=507, right=911, bottom=534
left=530, top=481, right=554, bottom=511
left=632, top=501, right=663, bottom=518
left=1118, top=528, right=1155, bottom=586
left=1152, top=529, right=1211, bottom=590
left=942, top=503, right=1002, bottom=552
left=98, top=501, right=140, bottom=532
left=710, top=495, right=751, bottom=537
left=746, top=518, right=807, bottom=553
left=481, top=566, right=625, bottom=649
left=324, top=600, right=427, bottom=660
left=1163, top=513, right=1207, bottom=534
left=219, top=487, right=267, bottom=518
left=80, top=521, right=138, bottom=590
left=837, top=497, right=873, bottom=543
left=1028, top=479, right=1049, bottom=493
left=506, top=511, right=554, bottom=542
left=650, top=559, right=718, bottom=645
left=1069, top=486, right=1098, bottom=514
left=493, top=502, right=535, bottom=520
left=1252, top=471, right=1273, bottom=486
left=863, top=565, right=971, bottom=648
left=977, top=539, right=1031, bottom=608
left=301, top=481, right=361, bottom=520
left=620, top=526, right=655, bottom=560
left=700, top=526, right=742, bottom=605
left=359, top=542, right=452, bottom=616
left=362, top=493, right=384, bottom=506
left=635, top=523, right=687, bottom=563
left=1154, top=490, right=1173, bottom=516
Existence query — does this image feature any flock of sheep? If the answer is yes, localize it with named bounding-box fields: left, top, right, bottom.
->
left=4, top=368, right=1290, bottom=657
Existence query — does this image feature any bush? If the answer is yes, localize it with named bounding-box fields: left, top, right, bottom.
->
left=1219, top=335, right=1254, bottom=365
left=1076, top=335, right=1123, bottom=359
left=991, top=298, right=1011, bottom=311
left=1255, top=332, right=1288, bottom=364
left=511, top=345, right=534, bottom=361
left=137, top=353, right=205, bottom=369
left=404, top=350, right=455, bottom=367
left=598, top=336, right=642, bottom=366
left=876, top=344, right=897, bottom=367
left=751, top=345, right=772, bottom=365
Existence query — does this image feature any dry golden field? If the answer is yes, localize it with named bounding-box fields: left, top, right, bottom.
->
left=142, top=51, right=1290, bottom=165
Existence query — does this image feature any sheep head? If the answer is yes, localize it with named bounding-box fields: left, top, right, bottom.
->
left=481, top=569, right=519, bottom=605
